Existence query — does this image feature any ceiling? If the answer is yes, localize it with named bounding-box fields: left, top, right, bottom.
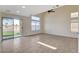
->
left=0, top=5, right=62, bottom=17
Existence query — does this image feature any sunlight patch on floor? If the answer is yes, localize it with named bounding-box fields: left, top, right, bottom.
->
left=37, top=41, right=57, bottom=50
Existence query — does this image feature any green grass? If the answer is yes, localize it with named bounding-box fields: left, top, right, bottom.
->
left=3, top=32, right=20, bottom=36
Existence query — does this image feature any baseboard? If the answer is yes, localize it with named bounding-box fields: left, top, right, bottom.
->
left=44, top=33, right=78, bottom=39
left=20, top=33, right=78, bottom=39
left=22, top=33, right=43, bottom=37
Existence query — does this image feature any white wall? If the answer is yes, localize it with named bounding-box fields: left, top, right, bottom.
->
left=44, top=5, right=78, bottom=38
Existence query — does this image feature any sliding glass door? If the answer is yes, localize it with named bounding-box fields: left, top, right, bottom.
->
left=2, top=17, right=14, bottom=40
left=14, top=19, right=21, bottom=37
left=2, top=17, right=21, bottom=40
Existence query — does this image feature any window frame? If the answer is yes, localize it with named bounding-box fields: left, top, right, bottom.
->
left=31, top=16, right=40, bottom=32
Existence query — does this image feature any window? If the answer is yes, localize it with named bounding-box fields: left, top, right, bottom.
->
left=70, top=12, right=79, bottom=33
left=71, top=22, right=78, bottom=32
left=31, top=16, right=40, bottom=31
left=71, top=12, right=78, bottom=18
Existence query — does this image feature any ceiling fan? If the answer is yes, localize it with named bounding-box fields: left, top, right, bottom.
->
left=47, top=5, right=59, bottom=13
left=47, top=9, right=55, bottom=13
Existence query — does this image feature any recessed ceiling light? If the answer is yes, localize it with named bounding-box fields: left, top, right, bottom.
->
left=16, top=10, right=20, bottom=13
left=22, top=6, right=26, bottom=8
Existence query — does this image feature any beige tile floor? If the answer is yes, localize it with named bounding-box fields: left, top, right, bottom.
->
left=0, top=34, right=78, bottom=53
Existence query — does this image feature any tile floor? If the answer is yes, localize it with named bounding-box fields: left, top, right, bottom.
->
left=0, top=34, right=78, bottom=53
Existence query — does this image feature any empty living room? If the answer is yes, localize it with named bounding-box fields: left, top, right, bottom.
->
left=0, top=5, right=79, bottom=53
